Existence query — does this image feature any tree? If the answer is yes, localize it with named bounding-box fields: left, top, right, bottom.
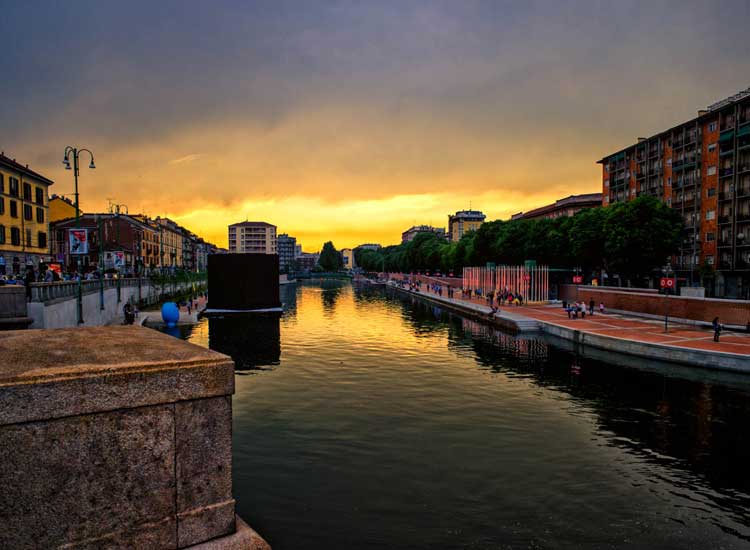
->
left=318, top=241, right=343, bottom=271
left=603, top=197, right=682, bottom=285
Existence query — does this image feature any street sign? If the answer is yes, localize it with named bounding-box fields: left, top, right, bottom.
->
left=660, top=277, right=676, bottom=289
left=572, top=275, right=583, bottom=284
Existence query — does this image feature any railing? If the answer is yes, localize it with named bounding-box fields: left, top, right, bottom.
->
left=29, top=277, right=205, bottom=303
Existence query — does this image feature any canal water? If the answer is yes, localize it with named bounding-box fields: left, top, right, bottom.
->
left=167, top=280, right=750, bottom=549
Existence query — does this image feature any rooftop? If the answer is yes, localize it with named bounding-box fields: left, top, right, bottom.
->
left=0, top=152, right=54, bottom=185
left=229, top=221, right=276, bottom=228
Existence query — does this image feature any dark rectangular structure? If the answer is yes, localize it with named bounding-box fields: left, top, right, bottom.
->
left=208, top=253, right=281, bottom=311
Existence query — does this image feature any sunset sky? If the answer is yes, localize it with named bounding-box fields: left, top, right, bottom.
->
left=2, top=1, right=749, bottom=250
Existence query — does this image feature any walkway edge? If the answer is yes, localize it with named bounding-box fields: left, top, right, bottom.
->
left=388, top=282, right=750, bottom=373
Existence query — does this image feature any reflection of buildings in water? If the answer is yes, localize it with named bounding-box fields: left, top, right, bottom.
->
left=460, top=317, right=549, bottom=363
left=208, top=313, right=281, bottom=371
left=280, top=283, right=298, bottom=320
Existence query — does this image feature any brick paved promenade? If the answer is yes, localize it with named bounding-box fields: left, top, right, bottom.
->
left=395, top=281, right=750, bottom=364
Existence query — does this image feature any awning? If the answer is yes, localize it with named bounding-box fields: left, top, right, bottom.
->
left=737, top=125, right=750, bottom=137
left=720, top=130, right=735, bottom=142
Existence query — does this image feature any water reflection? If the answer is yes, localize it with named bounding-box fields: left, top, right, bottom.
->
left=162, top=282, right=750, bottom=548
left=207, top=314, right=281, bottom=372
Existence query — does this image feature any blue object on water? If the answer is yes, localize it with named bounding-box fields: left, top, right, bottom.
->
left=161, top=302, right=180, bottom=327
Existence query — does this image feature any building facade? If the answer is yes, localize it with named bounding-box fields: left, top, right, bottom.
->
left=49, top=195, right=79, bottom=223
left=277, top=233, right=297, bottom=272
left=296, top=252, right=319, bottom=272
left=156, top=217, right=184, bottom=268
left=0, top=153, right=53, bottom=274
left=401, top=225, right=446, bottom=243
left=341, top=248, right=355, bottom=269
left=448, top=210, right=486, bottom=242
left=228, top=221, right=277, bottom=254
left=51, top=214, right=154, bottom=275
left=356, top=243, right=381, bottom=251
left=511, top=193, right=602, bottom=221
left=599, top=88, right=750, bottom=298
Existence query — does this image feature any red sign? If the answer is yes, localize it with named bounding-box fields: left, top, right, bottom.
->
left=523, top=274, right=530, bottom=281
left=660, top=277, right=675, bottom=289
left=572, top=275, right=583, bottom=284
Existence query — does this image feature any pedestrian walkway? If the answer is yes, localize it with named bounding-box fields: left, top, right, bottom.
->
left=396, top=279, right=750, bottom=361
left=109, top=295, right=208, bottom=326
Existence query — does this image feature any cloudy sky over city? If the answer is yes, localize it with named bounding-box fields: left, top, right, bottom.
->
left=2, top=0, right=749, bottom=248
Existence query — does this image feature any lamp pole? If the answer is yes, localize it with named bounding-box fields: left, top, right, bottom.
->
left=663, top=261, right=673, bottom=333
left=63, top=146, right=95, bottom=324
left=110, top=203, right=128, bottom=303
left=97, top=215, right=104, bottom=310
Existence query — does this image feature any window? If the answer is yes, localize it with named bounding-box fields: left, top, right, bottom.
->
left=707, top=165, right=717, bottom=176
left=706, top=232, right=715, bottom=242
left=9, top=200, right=17, bottom=218
left=0, top=198, right=3, bottom=215
left=706, top=210, right=716, bottom=221
left=0, top=225, right=4, bottom=244
left=707, top=188, right=716, bottom=197
left=706, top=255, right=715, bottom=265
left=25, top=229, right=31, bottom=247
left=9, top=177, right=19, bottom=197
left=35, top=187, right=44, bottom=205
left=667, top=159, right=672, bottom=167
left=37, top=232, right=47, bottom=249
left=10, top=227, right=20, bottom=246
left=23, top=182, right=31, bottom=201
left=708, top=143, right=717, bottom=153
left=604, top=179, right=609, bottom=188
left=36, top=207, right=44, bottom=223
left=709, top=121, right=717, bottom=132
left=23, top=204, right=32, bottom=221
left=0, top=173, right=3, bottom=193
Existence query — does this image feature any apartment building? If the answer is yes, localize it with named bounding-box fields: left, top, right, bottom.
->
left=228, top=221, right=277, bottom=254
left=599, top=87, right=750, bottom=298
left=511, top=193, right=602, bottom=221
left=0, top=153, right=53, bottom=274
left=341, top=248, right=355, bottom=269
left=277, top=233, right=297, bottom=272
left=401, top=225, right=446, bottom=244
left=448, top=210, right=485, bottom=242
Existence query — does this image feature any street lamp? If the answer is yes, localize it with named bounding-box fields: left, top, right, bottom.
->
left=63, top=146, right=95, bottom=324
left=110, top=202, right=128, bottom=303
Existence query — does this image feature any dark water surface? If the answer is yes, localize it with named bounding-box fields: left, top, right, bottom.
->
left=170, top=281, right=750, bottom=549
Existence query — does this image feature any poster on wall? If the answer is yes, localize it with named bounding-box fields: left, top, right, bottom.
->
left=68, top=229, right=89, bottom=255
left=114, top=251, right=125, bottom=269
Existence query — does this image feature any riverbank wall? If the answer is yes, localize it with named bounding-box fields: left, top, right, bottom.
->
left=26, top=278, right=205, bottom=329
left=389, top=282, right=750, bottom=373
left=0, top=325, right=269, bottom=549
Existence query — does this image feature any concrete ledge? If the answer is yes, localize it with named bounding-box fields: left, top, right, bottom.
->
left=187, top=516, right=271, bottom=550
left=0, top=326, right=267, bottom=549
left=0, top=326, right=234, bottom=425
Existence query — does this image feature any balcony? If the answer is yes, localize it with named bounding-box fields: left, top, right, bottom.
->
left=719, top=191, right=733, bottom=201
left=719, top=215, right=733, bottom=224
left=720, top=167, right=735, bottom=178
left=718, top=260, right=733, bottom=270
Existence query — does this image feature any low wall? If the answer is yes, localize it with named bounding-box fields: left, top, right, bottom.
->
left=0, top=326, right=269, bottom=549
left=27, top=279, right=204, bottom=329
left=560, top=284, right=750, bottom=327
left=0, top=286, right=32, bottom=329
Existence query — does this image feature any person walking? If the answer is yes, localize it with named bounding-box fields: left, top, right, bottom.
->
left=589, top=299, right=595, bottom=316
left=712, top=317, right=722, bottom=342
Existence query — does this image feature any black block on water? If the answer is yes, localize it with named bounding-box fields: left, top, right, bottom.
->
left=207, top=253, right=281, bottom=311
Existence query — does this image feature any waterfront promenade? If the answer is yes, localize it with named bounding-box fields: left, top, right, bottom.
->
left=390, top=280, right=750, bottom=372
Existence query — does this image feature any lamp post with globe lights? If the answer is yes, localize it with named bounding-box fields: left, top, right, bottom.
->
left=62, top=146, right=95, bottom=324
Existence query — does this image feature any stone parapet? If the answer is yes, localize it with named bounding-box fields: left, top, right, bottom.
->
left=0, top=326, right=269, bottom=549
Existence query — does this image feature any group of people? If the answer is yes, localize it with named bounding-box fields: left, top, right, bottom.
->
left=562, top=299, right=604, bottom=319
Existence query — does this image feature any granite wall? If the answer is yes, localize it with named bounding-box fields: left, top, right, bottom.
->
left=0, top=326, right=269, bottom=549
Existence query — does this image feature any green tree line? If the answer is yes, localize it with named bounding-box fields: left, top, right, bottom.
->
left=355, top=197, right=683, bottom=285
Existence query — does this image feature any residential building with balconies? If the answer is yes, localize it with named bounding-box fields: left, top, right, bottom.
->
left=598, top=87, right=750, bottom=298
